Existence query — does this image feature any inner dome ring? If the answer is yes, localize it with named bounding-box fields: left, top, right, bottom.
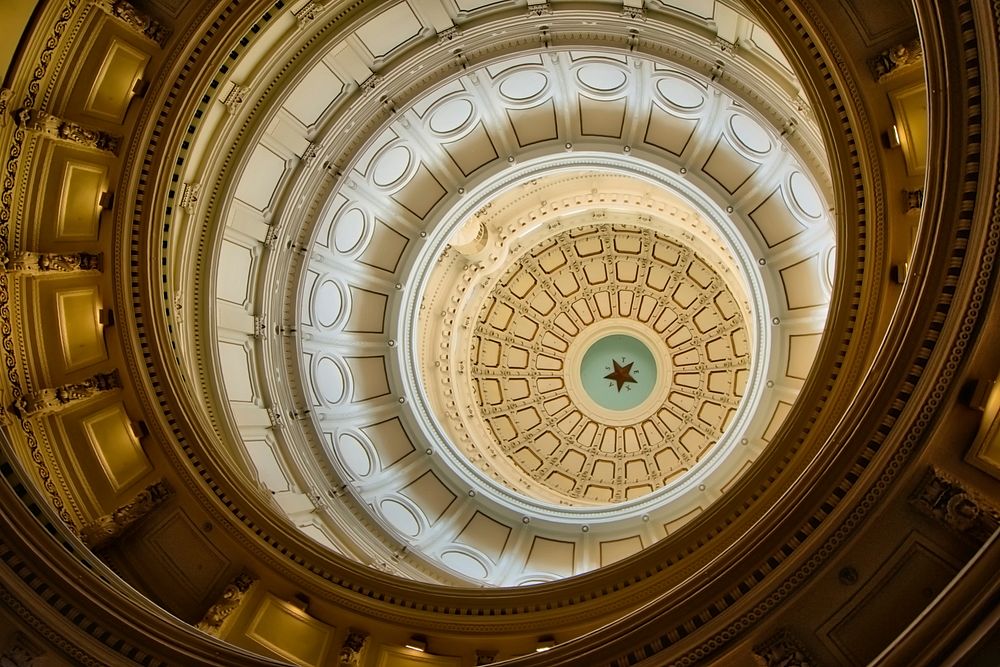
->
left=399, top=154, right=771, bottom=517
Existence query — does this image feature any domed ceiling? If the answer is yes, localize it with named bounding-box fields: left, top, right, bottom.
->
left=188, top=12, right=835, bottom=586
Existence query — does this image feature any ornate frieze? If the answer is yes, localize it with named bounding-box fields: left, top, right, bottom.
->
left=0, top=88, right=12, bottom=126
left=4, top=251, right=102, bottom=274
left=94, top=0, right=171, bottom=47
left=910, top=467, right=1000, bottom=542
left=12, top=371, right=121, bottom=418
left=870, top=38, right=923, bottom=82
left=196, top=572, right=256, bottom=635
left=15, top=108, right=121, bottom=154
left=80, top=481, right=172, bottom=550
left=338, top=629, right=368, bottom=666
left=752, top=629, right=814, bottom=667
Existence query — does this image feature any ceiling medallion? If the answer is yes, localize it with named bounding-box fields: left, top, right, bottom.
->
left=458, top=223, right=750, bottom=505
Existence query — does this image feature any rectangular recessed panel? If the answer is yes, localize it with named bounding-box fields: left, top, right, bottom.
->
left=358, top=219, right=409, bottom=274
left=749, top=189, right=807, bottom=248
left=526, top=537, right=575, bottom=577
left=57, top=162, right=106, bottom=240
left=442, top=122, right=499, bottom=176
left=644, top=104, right=698, bottom=156
left=455, top=512, right=511, bottom=562
left=701, top=136, right=760, bottom=194
left=786, top=332, right=823, bottom=380
left=375, top=646, right=461, bottom=667
left=55, top=286, right=106, bottom=370
left=391, top=164, right=446, bottom=219
left=345, top=286, right=387, bottom=333
left=779, top=254, right=825, bottom=309
left=362, top=417, right=415, bottom=468
left=84, top=39, right=148, bottom=122
left=283, top=62, right=343, bottom=127
left=823, top=536, right=958, bottom=665
left=579, top=95, right=626, bottom=138
left=247, top=594, right=333, bottom=667
left=762, top=400, right=793, bottom=441
left=354, top=2, right=422, bottom=58
left=145, top=509, right=230, bottom=598
left=246, top=439, right=291, bottom=492
left=218, top=341, right=254, bottom=402
left=346, top=356, right=390, bottom=402
left=81, top=403, right=150, bottom=493
left=600, top=536, right=644, bottom=567
left=507, top=100, right=558, bottom=147
left=658, top=0, right=715, bottom=19
left=216, top=239, right=254, bottom=305
left=400, top=472, right=456, bottom=524
left=235, top=144, right=286, bottom=211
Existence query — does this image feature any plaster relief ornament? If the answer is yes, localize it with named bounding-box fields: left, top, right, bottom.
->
left=96, top=0, right=171, bottom=47
left=871, top=38, right=923, bottom=81
left=911, top=467, right=1000, bottom=541
left=196, top=572, right=256, bottom=635
left=752, top=629, right=814, bottom=667
left=338, top=629, right=369, bottom=666
left=15, top=108, right=121, bottom=154
left=13, top=371, right=122, bottom=417
left=80, top=481, right=172, bottom=550
left=6, top=251, right=102, bottom=274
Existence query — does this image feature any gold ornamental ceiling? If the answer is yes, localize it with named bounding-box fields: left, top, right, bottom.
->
left=457, top=223, right=751, bottom=506
left=183, top=22, right=835, bottom=585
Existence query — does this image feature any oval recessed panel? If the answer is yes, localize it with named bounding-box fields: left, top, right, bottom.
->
left=380, top=499, right=420, bottom=537
left=334, top=208, right=366, bottom=253
left=441, top=551, right=488, bottom=579
left=577, top=63, right=627, bottom=92
left=429, top=98, right=475, bottom=134
left=498, top=71, right=547, bottom=101
left=730, top=114, right=772, bottom=153
left=372, top=145, right=412, bottom=187
left=315, top=357, right=346, bottom=404
left=656, top=77, right=705, bottom=109
left=338, top=433, right=372, bottom=477
left=313, top=280, right=343, bottom=328
left=789, top=171, right=824, bottom=218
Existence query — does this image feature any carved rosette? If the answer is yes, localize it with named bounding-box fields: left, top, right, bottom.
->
left=752, top=629, right=814, bottom=667
left=196, top=572, right=257, bottom=635
left=80, top=481, right=171, bottom=550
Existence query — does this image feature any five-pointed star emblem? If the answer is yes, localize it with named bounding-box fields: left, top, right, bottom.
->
left=604, top=359, right=637, bottom=392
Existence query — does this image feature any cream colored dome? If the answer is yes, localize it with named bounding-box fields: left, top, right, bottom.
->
left=200, top=46, right=835, bottom=585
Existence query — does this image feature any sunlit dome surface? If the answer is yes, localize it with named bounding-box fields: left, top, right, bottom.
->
left=205, top=26, right=836, bottom=586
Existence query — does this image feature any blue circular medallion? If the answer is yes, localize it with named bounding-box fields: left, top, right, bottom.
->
left=580, top=334, right=657, bottom=411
